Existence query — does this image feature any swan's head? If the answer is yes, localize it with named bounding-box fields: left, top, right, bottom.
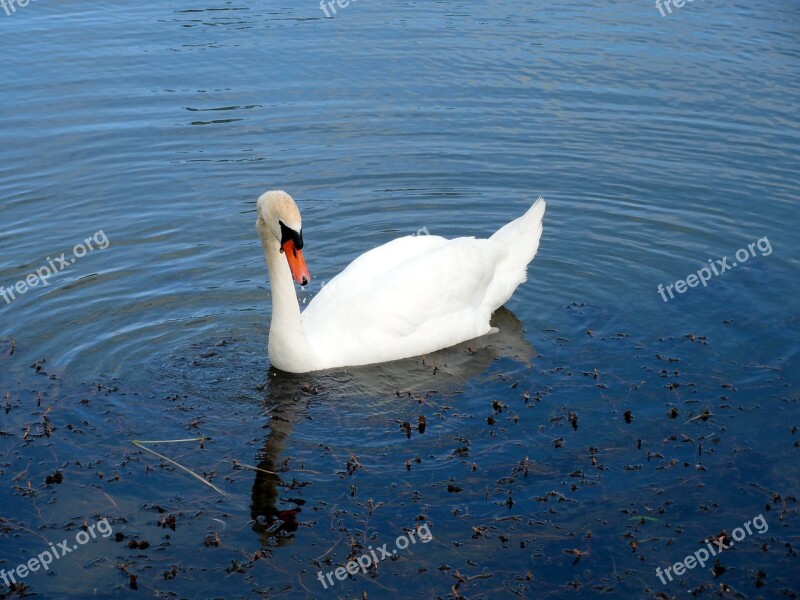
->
left=256, top=190, right=310, bottom=286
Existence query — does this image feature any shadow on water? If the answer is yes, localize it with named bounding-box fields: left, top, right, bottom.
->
left=250, top=306, right=534, bottom=547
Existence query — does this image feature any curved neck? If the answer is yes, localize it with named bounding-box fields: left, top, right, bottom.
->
left=262, top=237, right=313, bottom=371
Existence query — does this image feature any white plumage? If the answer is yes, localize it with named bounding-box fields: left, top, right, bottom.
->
left=256, top=191, right=546, bottom=373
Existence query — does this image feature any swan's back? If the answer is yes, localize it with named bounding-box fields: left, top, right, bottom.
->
left=301, top=198, right=545, bottom=370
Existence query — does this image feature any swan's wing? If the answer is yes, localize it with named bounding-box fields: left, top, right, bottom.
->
left=302, top=235, right=507, bottom=367
left=309, top=235, right=450, bottom=303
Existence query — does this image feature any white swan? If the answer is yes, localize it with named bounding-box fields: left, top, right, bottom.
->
left=256, top=191, right=546, bottom=373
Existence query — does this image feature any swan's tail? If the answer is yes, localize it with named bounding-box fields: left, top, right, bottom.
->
left=490, top=197, right=546, bottom=263
left=486, top=197, right=546, bottom=310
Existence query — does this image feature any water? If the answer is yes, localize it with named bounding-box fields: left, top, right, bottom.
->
left=1, top=1, right=798, bottom=597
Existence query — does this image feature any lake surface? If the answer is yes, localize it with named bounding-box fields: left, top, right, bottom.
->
left=0, top=1, right=798, bottom=598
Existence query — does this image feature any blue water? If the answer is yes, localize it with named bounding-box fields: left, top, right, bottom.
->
left=0, top=1, right=798, bottom=598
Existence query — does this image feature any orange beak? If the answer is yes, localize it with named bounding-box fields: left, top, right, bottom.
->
left=282, top=240, right=310, bottom=286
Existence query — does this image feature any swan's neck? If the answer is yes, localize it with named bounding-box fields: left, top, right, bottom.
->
left=263, top=238, right=314, bottom=371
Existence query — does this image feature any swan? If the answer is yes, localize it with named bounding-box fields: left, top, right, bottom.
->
left=256, top=190, right=546, bottom=373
